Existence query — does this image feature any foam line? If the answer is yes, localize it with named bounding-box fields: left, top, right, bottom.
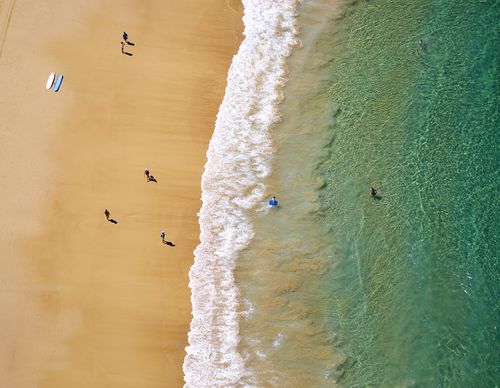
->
left=182, top=1, right=301, bottom=386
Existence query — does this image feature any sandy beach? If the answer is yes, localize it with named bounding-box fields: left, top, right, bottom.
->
left=0, top=1, right=242, bottom=387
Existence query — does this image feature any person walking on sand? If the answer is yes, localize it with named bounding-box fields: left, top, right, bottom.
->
left=120, top=32, right=134, bottom=55
left=145, top=168, right=157, bottom=182
left=104, top=209, right=118, bottom=224
left=160, top=231, right=175, bottom=247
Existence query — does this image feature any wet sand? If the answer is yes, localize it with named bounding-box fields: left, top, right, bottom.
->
left=0, top=1, right=242, bottom=387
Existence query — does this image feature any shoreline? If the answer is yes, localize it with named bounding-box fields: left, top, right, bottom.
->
left=0, top=1, right=242, bottom=386
left=183, top=1, right=302, bottom=385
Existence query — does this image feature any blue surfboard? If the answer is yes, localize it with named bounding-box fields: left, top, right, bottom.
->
left=53, top=74, right=64, bottom=92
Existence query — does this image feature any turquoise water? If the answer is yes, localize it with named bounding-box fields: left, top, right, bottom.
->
left=317, top=0, right=500, bottom=386
left=234, top=0, right=499, bottom=386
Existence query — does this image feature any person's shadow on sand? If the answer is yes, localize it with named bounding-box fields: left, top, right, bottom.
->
left=104, top=209, right=118, bottom=224
left=163, top=241, right=175, bottom=247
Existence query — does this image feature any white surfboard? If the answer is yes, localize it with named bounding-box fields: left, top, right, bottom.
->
left=46, top=72, right=56, bottom=90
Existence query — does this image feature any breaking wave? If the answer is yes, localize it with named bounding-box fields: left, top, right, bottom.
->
left=182, top=1, right=301, bottom=386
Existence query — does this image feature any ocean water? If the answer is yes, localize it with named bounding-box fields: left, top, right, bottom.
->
left=184, top=0, right=499, bottom=387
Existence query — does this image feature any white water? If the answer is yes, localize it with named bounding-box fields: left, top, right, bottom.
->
left=182, top=1, right=301, bottom=386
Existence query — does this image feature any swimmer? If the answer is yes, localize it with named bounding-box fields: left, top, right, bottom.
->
left=268, top=196, right=279, bottom=207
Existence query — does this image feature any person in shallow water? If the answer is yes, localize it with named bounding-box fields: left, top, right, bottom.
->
left=268, top=196, right=279, bottom=207
left=370, top=187, right=378, bottom=197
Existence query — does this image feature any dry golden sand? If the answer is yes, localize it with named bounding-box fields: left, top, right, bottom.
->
left=0, top=1, right=242, bottom=387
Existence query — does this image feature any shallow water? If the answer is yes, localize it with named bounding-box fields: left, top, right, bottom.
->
left=236, top=0, right=499, bottom=386
left=237, top=1, right=353, bottom=385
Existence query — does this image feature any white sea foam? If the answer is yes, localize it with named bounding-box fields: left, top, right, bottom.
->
left=183, top=1, right=301, bottom=386
left=272, top=332, right=286, bottom=349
